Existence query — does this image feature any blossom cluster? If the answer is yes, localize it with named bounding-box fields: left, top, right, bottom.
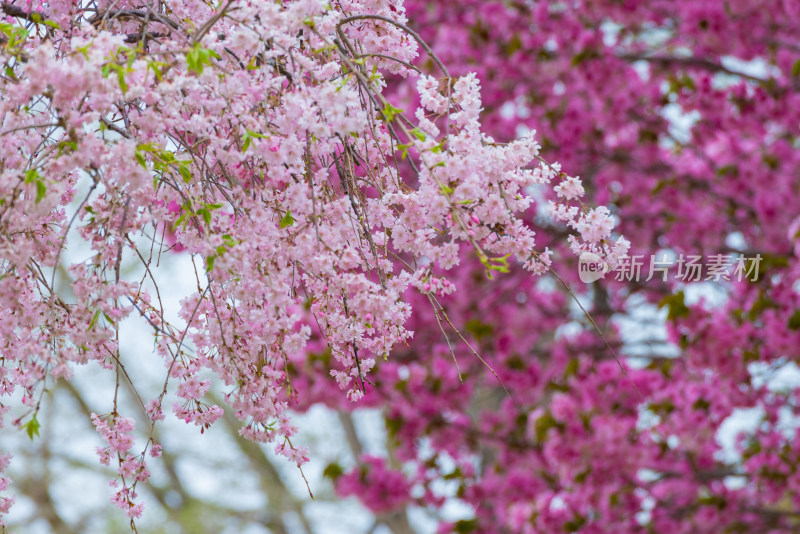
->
left=0, top=0, right=625, bottom=524
left=91, top=414, right=149, bottom=519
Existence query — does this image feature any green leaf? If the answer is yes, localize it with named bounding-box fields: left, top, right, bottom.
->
left=409, top=127, right=426, bottom=142
left=241, top=129, right=266, bottom=153
left=658, top=290, right=690, bottom=321
left=788, top=310, right=800, bottom=331
left=479, top=253, right=511, bottom=279
left=564, top=514, right=587, bottom=532
left=24, top=169, right=47, bottom=203
left=186, top=44, right=220, bottom=75
left=758, top=254, right=789, bottom=280
left=197, top=207, right=212, bottom=226
left=571, top=49, right=597, bottom=66
left=533, top=411, right=559, bottom=443
left=697, top=494, right=727, bottom=509
left=563, top=357, right=579, bottom=379
left=136, top=148, right=147, bottom=169
left=57, top=140, right=78, bottom=156
left=102, top=63, right=128, bottom=93
left=35, top=179, right=46, bottom=203
left=280, top=210, right=295, bottom=228
left=178, top=164, right=192, bottom=183
left=453, top=519, right=477, bottom=534
left=648, top=400, right=675, bottom=415
left=716, top=164, right=738, bottom=177
left=116, top=66, right=128, bottom=93
left=747, top=289, right=775, bottom=320
left=385, top=415, right=403, bottom=438
left=381, top=103, right=404, bottom=122
left=23, top=414, right=40, bottom=441
left=88, top=309, right=101, bottom=329
left=464, top=319, right=493, bottom=340
left=0, top=24, right=28, bottom=47
left=396, top=142, right=411, bottom=160
left=174, top=211, right=188, bottom=230
left=742, top=349, right=759, bottom=365
left=793, top=59, right=800, bottom=78
left=147, top=59, right=167, bottom=82
left=75, top=44, right=91, bottom=60
left=136, top=142, right=158, bottom=153
left=186, top=52, right=198, bottom=74
left=505, top=34, right=523, bottom=55
left=574, top=467, right=591, bottom=483
left=322, top=462, right=344, bottom=480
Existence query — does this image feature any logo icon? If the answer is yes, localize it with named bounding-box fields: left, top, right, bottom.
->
left=578, top=252, right=609, bottom=283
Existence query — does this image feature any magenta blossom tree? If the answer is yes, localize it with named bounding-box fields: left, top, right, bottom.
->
left=0, top=0, right=625, bottom=530
left=316, top=1, right=800, bottom=533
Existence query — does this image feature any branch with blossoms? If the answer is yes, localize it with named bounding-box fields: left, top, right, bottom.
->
left=0, top=0, right=626, bottom=528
